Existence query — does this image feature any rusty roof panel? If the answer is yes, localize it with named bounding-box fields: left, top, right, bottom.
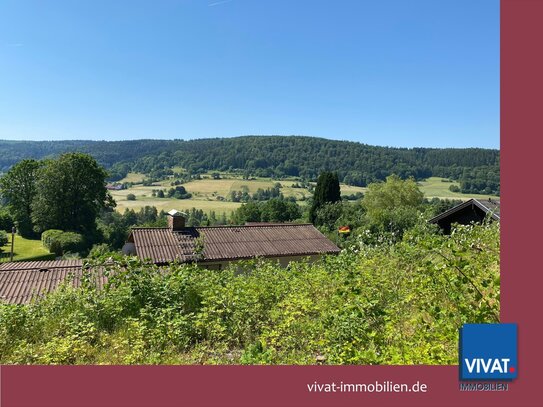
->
left=0, top=259, right=82, bottom=271
left=0, top=260, right=106, bottom=305
left=129, top=223, right=340, bottom=264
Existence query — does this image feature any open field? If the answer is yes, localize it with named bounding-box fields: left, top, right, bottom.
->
left=119, top=172, right=146, bottom=183
left=0, top=235, right=55, bottom=263
left=417, top=177, right=498, bottom=201
left=339, top=184, right=367, bottom=195
left=110, top=175, right=314, bottom=213
left=110, top=175, right=498, bottom=213
left=113, top=196, right=243, bottom=214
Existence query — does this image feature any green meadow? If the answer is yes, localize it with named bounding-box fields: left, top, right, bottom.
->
left=416, top=177, right=498, bottom=201
left=110, top=173, right=498, bottom=214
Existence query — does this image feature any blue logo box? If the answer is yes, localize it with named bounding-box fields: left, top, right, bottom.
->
left=459, top=323, right=518, bottom=380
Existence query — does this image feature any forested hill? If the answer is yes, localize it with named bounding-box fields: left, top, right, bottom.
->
left=0, top=136, right=500, bottom=193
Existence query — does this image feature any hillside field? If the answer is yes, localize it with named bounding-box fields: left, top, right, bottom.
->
left=110, top=174, right=498, bottom=214
left=416, top=177, right=498, bottom=201
left=110, top=174, right=313, bottom=213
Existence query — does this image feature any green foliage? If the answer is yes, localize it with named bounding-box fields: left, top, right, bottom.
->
left=314, top=202, right=345, bottom=231
left=0, top=137, right=500, bottom=194
left=41, top=229, right=86, bottom=256
left=31, top=153, right=110, bottom=234
left=361, top=175, right=424, bottom=239
left=88, top=243, right=113, bottom=258
left=459, top=165, right=500, bottom=195
left=449, top=184, right=461, bottom=193
left=310, top=172, right=341, bottom=224
left=0, top=207, right=15, bottom=232
left=232, top=198, right=302, bottom=224
left=41, top=229, right=64, bottom=250
left=97, top=206, right=165, bottom=249
left=0, top=159, right=41, bottom=237
left=167, top=186, right=192, bottom=199
left=0, top=230, right=8, bottom=249
left=0, top=222, right=499, bottom=365
left=126, top=193, right=136, bottom=201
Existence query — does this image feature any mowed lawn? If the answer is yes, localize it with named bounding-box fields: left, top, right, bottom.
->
left=0, top=235, right=55, bottom=262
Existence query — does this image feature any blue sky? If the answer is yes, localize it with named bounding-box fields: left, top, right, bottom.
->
left=0, top=0, right=499, bottom=148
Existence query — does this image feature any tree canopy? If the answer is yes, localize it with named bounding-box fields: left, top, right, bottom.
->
left=31, top=153, right=110, bottom=234
left=310, top=172, right=341, bottom=224
left=0, top=159, right=41, bottom=237
left=361, top=175, right=424, bottom=238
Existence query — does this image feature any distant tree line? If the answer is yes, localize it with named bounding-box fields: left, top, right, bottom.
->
left=0, top=136, right=500, bottom=195
left=229, top=183, right=284, bottom=203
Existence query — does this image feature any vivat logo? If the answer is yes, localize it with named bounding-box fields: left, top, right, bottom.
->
left=459, top=323, right=518, bottom=380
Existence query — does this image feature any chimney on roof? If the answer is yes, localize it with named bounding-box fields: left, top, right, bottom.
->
left=167, top=209, right=186, bottom=231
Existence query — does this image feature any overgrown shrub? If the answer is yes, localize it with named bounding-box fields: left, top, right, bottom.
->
left=41, top=229, right=86, bottom=256
left=0, top=208, right=14, bottom=232
left=0, top=230, right=8, bottom=249
left=1, top=222, right=499, bottom=365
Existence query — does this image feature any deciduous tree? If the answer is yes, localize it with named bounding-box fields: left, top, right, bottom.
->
left=0, top=159, right=41, bottom=237
left=31, top=153, right=110, bottom=234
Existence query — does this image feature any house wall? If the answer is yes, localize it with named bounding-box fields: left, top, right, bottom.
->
left=122, top=242, right=136, bottom=255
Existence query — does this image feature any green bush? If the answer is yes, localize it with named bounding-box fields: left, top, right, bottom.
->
left=126, top=193, right=136, bottom=201
left=41, top=229, right=64, bottom=250
left=1, top=222, right=500, bottom=365
left=41, top=229, right=86, bottom=256
left=0, top=208, right=14, bottom=232
left=449, top=184, right=461, bottom=193
left=0, top=230, right=8, bottom=249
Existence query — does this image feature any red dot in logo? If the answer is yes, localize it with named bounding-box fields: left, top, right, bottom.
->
left=509, top=367, right=516, bottom=373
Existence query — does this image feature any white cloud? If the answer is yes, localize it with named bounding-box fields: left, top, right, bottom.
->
left=208, top=0, right=233, bottom=7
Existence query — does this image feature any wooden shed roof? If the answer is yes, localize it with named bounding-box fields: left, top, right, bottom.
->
left=428, top=198, right=500, bottom=224
left=128, top=223, right=341, bottom=264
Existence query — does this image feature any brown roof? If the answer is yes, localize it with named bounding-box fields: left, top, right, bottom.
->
left=0, top=260, right=106, bottom=305
left=128, top=223, right=341, bottom=264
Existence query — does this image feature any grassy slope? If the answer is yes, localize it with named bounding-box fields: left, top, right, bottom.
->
left=0, top=235, right=55, bottom=262
left=417, top=177, right=498, bottom=201
left=111, top=173, right=498, bottom=213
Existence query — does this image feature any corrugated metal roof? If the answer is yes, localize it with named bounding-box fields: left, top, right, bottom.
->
left=0, top=259, right=82, bottom=271
left=129, top=223, right=341, bottom=264
left=476, top=199, right=500, bottom=217
left=0, top=260, right=106, bottom=305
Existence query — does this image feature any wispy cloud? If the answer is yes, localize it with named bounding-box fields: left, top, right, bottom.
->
left=5, top=43, right=24, bottom=47
left=208, top=0, right=232, bottom=7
